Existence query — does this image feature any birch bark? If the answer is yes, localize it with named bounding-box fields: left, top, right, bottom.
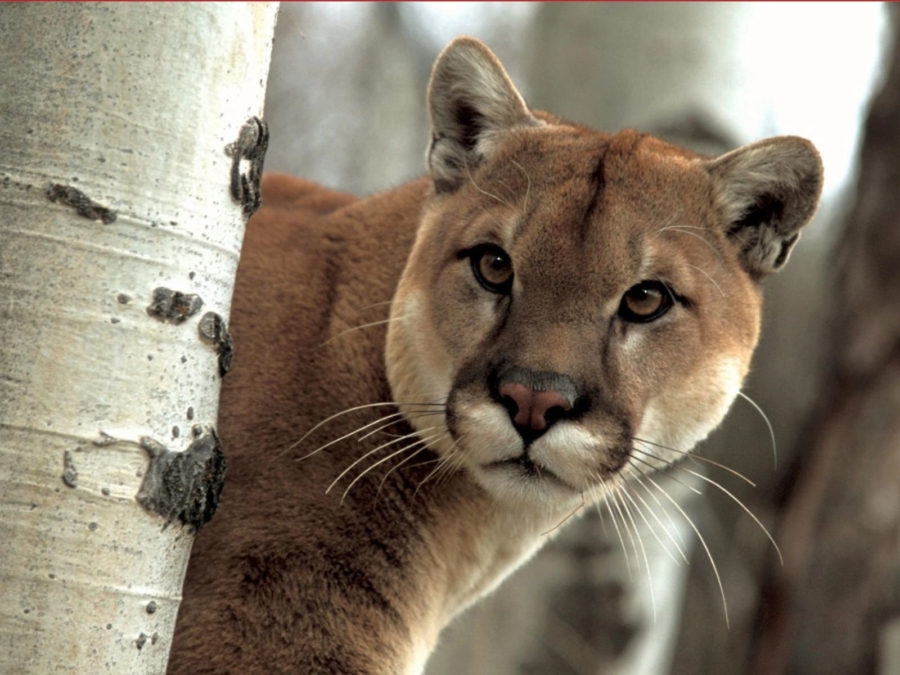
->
left=0, top=4, right=278, bottom=672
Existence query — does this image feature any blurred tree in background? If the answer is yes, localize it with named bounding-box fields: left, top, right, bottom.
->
left=751, top=6, right=900, bottom=675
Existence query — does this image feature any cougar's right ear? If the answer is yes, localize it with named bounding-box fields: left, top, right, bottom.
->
left=426, top=37, right=542, bottom=193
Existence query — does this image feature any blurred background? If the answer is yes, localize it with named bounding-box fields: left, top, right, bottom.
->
left=262, top=4, right=898, bottom=674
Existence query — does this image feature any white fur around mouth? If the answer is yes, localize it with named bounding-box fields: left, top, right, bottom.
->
left=477, top=455, right=582, bottom=504
left=485, top=455, right=570, bottom=485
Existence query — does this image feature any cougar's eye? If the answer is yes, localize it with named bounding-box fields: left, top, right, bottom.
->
left=471, top=245, right=513, bottom=294
left=618, top=280, right=674, bottom=323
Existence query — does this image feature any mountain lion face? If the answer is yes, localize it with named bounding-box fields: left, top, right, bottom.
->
left=386, top=38, right=822, bottom=512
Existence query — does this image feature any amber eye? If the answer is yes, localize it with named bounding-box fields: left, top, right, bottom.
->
left=471, top=245, right=513, bottom=294
left=618, top=280, right=674, bottom=323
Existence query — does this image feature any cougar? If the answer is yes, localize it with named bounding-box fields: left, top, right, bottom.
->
left=168, top=37, right=823, bottom=674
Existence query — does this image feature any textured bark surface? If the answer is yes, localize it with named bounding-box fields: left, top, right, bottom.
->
left=751, top=8, right=900, bottom=675
left=0, top=4, right=277, bottom=673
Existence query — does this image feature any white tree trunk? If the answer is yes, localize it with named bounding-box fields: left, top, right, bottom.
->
left=0, top=4, right=278, bottom=673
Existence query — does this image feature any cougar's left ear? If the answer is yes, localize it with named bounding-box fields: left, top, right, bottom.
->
left=427, top=37, right=542, bottom=193
left=705, top=136, right=823, bottom=278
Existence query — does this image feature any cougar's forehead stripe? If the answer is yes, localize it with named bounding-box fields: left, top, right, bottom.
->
left=602, top=129, right=646, bottom=178
left=474, top=134, right=611, bottom=246
left=578, top=145, right=611, bottom=240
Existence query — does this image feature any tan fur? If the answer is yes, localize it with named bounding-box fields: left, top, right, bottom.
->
left=168, top=38, right=822, bottom=674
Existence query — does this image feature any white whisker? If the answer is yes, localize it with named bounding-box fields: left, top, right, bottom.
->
left=594, top=488, right=609, bottom=535
left=494, top=178, right=519, bottom=211
left=655, top=225, right=724, bottom=261
left=354, top=299, right=394, bottom=313
left=590, top=483, right=630, bottom=578
left=326, top=428, right=438, bottom=495
left=465, top=161, right=515, bottom=210
left=631, top=441, right=777, bottom=567
left=356, top=410, right=445, bottom=442
left=685, top=262, right=725, bottom=297
left=377, top=448, right=427, bottom=497
left=737, top=390, right=778, bottom=469
left=340, top=432, right=443, bottom=504
left=675, top=465, right=783, bottom=565
left=619, top=480, right=684, bottom=566
left=292, top=411, right=408, bottom=461
left=432, top=443, right=466, bottom=491
left=633, top=437, right=756, bottom=487
left=279, top=398, right=447, bottom=458
left=604, top=483, right=636, bottom=580
left=414, top=445, right=462, bottom=498
left=645, top=472, right=730, bottom=628
left=510, top=158, right=532, bottom=214
left=614, top=478, right=657, bottom=622
left=319, top=315, right=407, bottom=347
left=414, top=434, right=473, bottom=498
left=629, top=471, right=689, bottom=559
left=540, top=492, right=586, bottom=537
left=628, top=452, right=703, bottom=495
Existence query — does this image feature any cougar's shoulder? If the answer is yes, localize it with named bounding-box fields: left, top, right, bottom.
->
left=169, top=175, right=437, bottom=674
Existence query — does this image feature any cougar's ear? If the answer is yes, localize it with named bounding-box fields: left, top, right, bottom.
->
left=705, top=136, right=823, bottom=278
left=426, top=37, right=541, bottom=193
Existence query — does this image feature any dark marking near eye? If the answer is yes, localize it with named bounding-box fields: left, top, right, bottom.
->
left=135, top=633, right=148, bottom=650
left=62, top=450, right=78, bottom=488
left=136, top=425, right=227, bottom=532
left=45, top=183, right=117, bottom=224
left=226, top=116, right=269, bottom=216
left=198, top=311, right=233, bottom=377
left=146, top=288, right=204, bottom=324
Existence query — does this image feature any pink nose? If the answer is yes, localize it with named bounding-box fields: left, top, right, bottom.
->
left=499, top=382, right=573, bottom=432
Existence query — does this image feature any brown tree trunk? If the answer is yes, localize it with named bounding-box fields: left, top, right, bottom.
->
left=752, top=7, right=900, bottom=674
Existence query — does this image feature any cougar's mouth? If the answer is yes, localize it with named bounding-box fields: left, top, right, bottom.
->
left=484, top=455, right=575, bottom=491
